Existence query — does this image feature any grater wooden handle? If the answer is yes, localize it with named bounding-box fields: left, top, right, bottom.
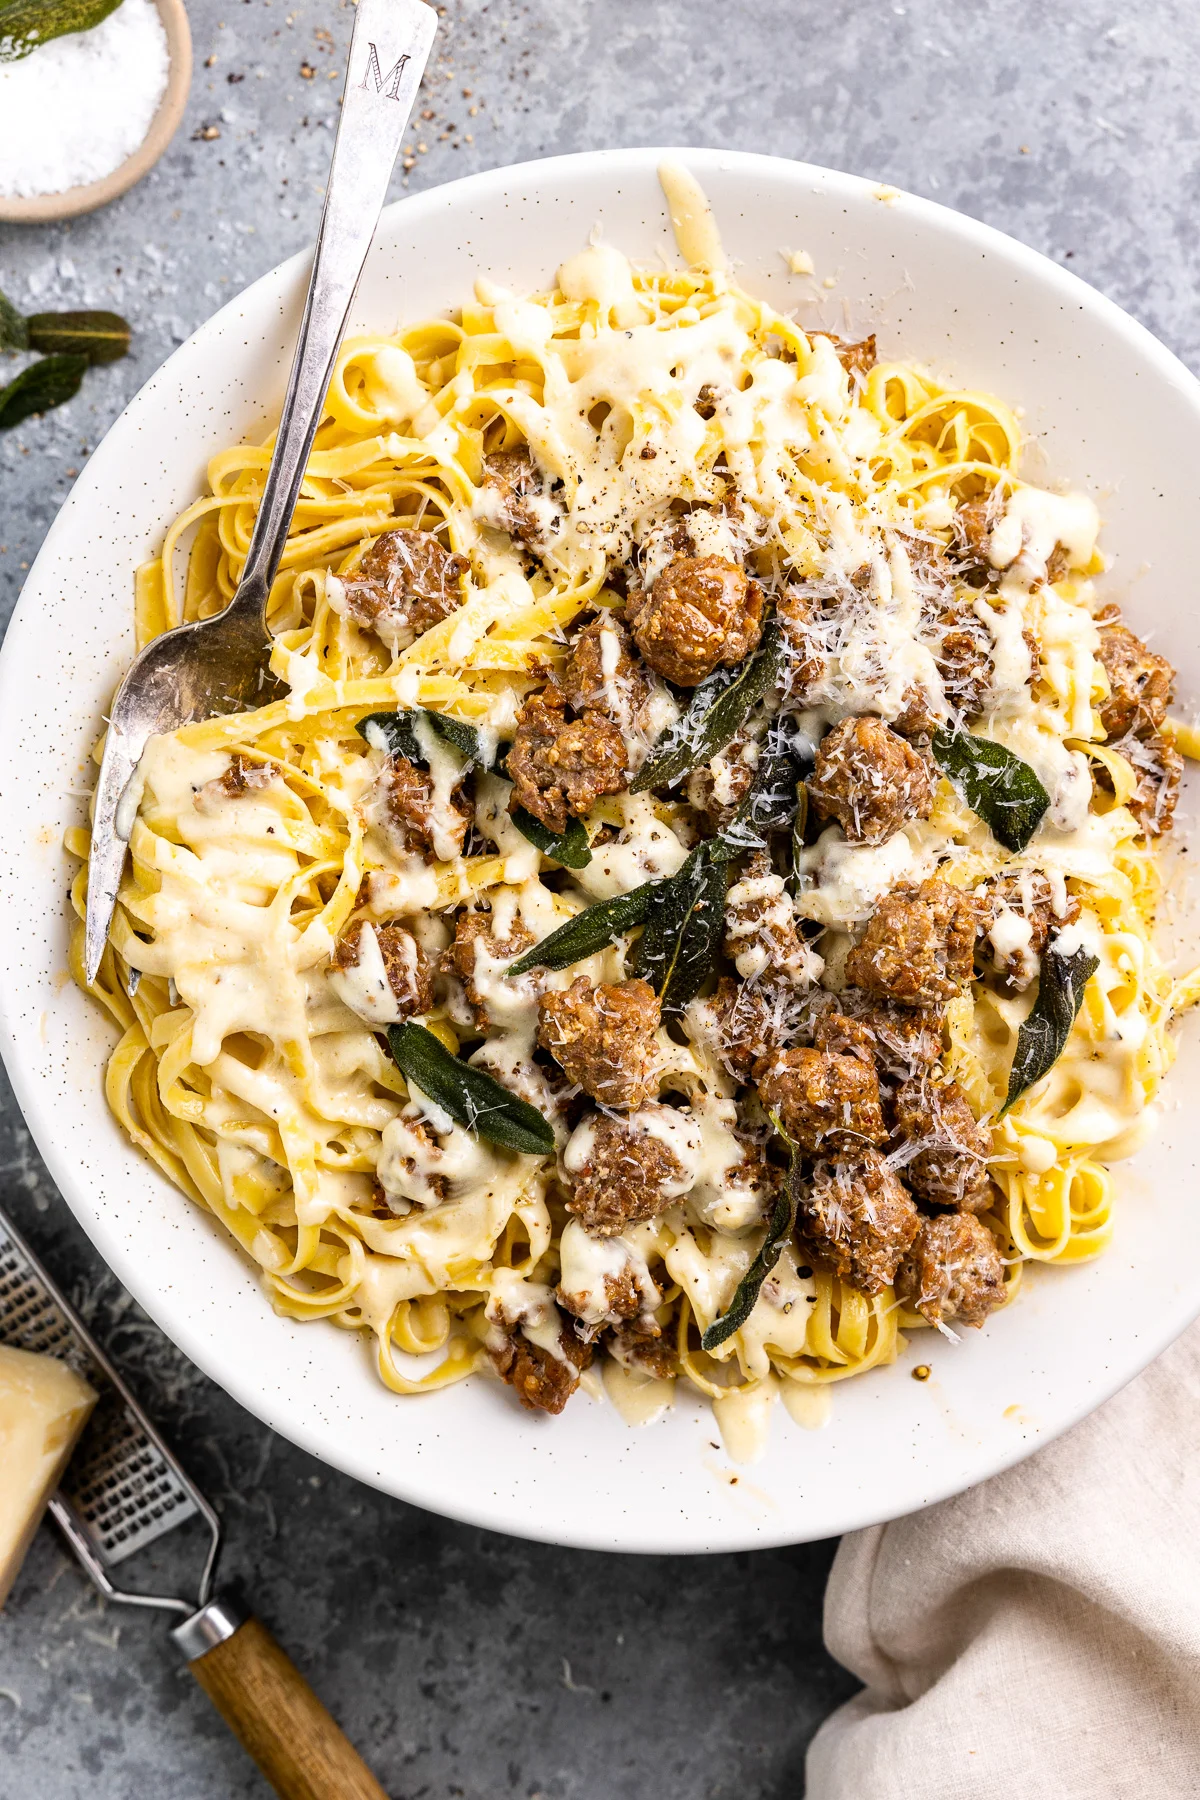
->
left=188, top=1614, right=389, bottom=1800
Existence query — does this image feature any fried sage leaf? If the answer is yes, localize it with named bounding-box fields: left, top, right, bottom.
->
left=387, top=1022, right=555, bottom=1156
left=26, top=310, right=131, bottom=364
left=0, top=290, right=28, bottom=352
left=718, top=729, right=806, bottom=859
left=1002, top=942, right=1099, bottom=1115
left=0, top=354, right=88, bottom=430
left=634, top=840, right=728, bottom=1012
left=932, top=727, right=1050, bottom=853
left=506, top=884, right=656, bottom=976
left=702, top=1119, right=800, bottom=1351
left=630, top=619, right=784, bottom=794
left=356, top=707, right=491, bottom=767
left=0, top=0, right=121, bottom=61
left=508, top=806, right=592, bottom=870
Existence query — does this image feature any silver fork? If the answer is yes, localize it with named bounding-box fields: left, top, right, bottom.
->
left=84, top=0, right=439, bottom=983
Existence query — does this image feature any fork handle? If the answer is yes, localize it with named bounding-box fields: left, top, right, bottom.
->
left=235, top=0, right=438, bottom=615
left=180, top=1606, right=388, bottom=1800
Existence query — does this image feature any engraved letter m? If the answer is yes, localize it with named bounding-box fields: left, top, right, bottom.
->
left=360, top=43, right=410, bottom=100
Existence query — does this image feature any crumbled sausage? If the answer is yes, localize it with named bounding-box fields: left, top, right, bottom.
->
left=566, top=1108, right=690, bottom=1235
left=812, top=1010, right=877, bottom=1065
left=891, top=1076, right=991, bottom=1209
left=775, top=586, right=828, bottom=704
left=846, top=878, right=987, bottom=1009
left=756, top=1045, right=886, bottom=1153
left=694, top=383, right=719, bottom=421
left=444, top=910, right=537, bottom=1031
left=725, top=852, right=823, bottom=988
left=216, top=753, right=276, bottom=797
left=816, top=993, right=949, bottom=1072
left=1095, top=613, right=1175, bottom=740
left=951, top=497, right=999, bottom=580
left=627, top=555, right=764, bottom=687
left=330, top=921, right=433, bottom=1021
left=488, top=1323, right=591, bottom=1414
left=604, top=1316, right=675, bottom=1379
left=376, top=756, right=472, bottom=861
left=1124, top=727, right=1183, bottom=837
left=811, top=331, right=877, bottom=380
left=895, top=1211, right=1006, bottom=1328
left=341, top=527, right=469, bottom=649
left=979, top=872, right=1081, bottom=990
left=702, top=976, right=797, bottom=1082
left=481, top=447, right=560, bottom=547
left=808, top=715, right=935, bottom=846
left=562, top=614, right=654, bottom=725
left=686, top=730, right=759, bottom=832
left=797, top=1151, right=921, bottom=1296
left=506, top=686, right=628, bottom=834
left=375, top=1117, right=449, bottom=1210
left=538, top=977, right=661, bottom=1108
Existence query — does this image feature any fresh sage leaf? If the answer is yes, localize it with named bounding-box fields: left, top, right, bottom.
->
left=932, top=727, right=1050, bottom=853
left=0, top=290, right=28, bottom=352
left=508, top=807, right=592, bottom=870
left=0, top=354, right=87, bottom=430
left=26, top=310, right=131, bottom=364
left=386, top=1022, right=555, bottom=1156
left=634, top=840, right=728, bottom=1012
left=1001, top=943, right=1099, bottom=1115
left=0, top=0, right=121, bottom=60
left=356, top=707, right=491, bottom=768
left=506, top=882, right=657, bottom=977
left=630, top=619, right=784, bottom=794
left=702, top=1117, right=800, bottom=1351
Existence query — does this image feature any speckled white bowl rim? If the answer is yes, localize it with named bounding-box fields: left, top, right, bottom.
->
left=2, top=148, right=1198, bottom=1554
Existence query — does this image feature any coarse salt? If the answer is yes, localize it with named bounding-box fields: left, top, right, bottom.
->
left=0, top=0, right=170, bottom=200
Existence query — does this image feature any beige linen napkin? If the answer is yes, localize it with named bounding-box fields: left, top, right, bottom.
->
left=806, top=1317, right=1200, bottom=1798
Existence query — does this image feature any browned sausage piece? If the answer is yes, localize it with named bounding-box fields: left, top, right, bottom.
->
left=1096, top=614, right=1175, bottom=741
left=845, top=878, right=987, bottom=1009
left=216, top=753, right=277, bottom=797
left=756, top=1045, right=886, bottom=1153
left=686, top=730, right=760, bottom=833
left=798, top=1151, right=921, bottom=1296
left=604, top=1317, right=675, bottom=1379
left=828, top=991, right=947, bottom=1081
left=488, top=1325, right=591, bottom=1414
left=724, top=851, right=820, bottom=988
left=565, top=1108, right=692, bottom=1236
left=810, top=331, right=878, bottom=380
left=979, top=872, right=1080, bottom=991
left=1125, top=728, right=1183, bottom=837
left=891, top=1076, right=991, bottom=1210
left=808, top=715, right=935, bottom=846
left=376, top=756, right=472, bottom=862
left=703, top=976, right=790, bottom=1084
left=538, top=977, right=661, bottom=1109
left=443, top=910, right=537, bottom=1032
left=775, top=586, right=828, bottom=704
left=895, top=1211, right=1006, bottom=1328
left=506, top=686, right=628, bottom=834
left=481, top=446, right=560, bottom=548
left=561, top=614, right=654, bottom=725
left=341, top=527, right=469, bottom=648
left=627, top=556, right=764, bottom=687
left=329, top=921, right=433, bottom=1024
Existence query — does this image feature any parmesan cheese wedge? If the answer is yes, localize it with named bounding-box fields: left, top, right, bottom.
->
left=0, top=1344, right=96, bottom=1608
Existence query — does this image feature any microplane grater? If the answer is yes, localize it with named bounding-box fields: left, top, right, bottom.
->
left=0, top=1205, right=220, bottom=1611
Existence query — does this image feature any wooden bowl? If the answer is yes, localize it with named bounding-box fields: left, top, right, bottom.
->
left=0, top=0, right=192, bottom=224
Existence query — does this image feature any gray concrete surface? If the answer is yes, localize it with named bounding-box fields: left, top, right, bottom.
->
left=2, top=0, right=1198, bottom=1794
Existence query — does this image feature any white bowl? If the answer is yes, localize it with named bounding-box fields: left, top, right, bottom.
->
left=2, top=148, right=1198, bottom=1553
